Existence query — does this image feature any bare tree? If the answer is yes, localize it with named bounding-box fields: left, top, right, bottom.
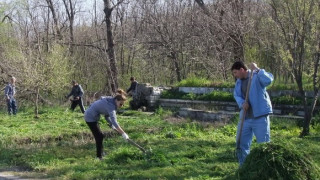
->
left=103, top=0, right=126, bottom=93
left=45, top=0, right=62, bottom=40
left=270, top=0, right=320, bottom=136
left=195, top=0, right=246, bottom=62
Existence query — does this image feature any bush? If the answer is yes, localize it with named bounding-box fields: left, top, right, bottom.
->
left=272, top=95, right=320, bottom=106
left=237, top=142, right=320, bottom=180
left=198, top=91, right=234, bottom=101
left=160, top=89, right=187, bottom=99
left=272, top=95, right=302, bottom=105
left=176, top=76, right=212, bottom=87
left=161, top=89, right=234, bottom=102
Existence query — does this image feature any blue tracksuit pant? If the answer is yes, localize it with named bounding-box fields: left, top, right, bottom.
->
left=236, top=115, right=270, bottom=165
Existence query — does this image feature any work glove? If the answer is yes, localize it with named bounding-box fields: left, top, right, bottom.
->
left=122, top=133, right=129, bottom=140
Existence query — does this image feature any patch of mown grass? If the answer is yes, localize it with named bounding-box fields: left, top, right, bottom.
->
left=0, top=107, right=319, bottom=179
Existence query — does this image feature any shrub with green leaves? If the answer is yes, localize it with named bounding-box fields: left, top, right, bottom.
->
left=176, top=76, right=234, bottom=88
left=160, top=89, right=187, bottom=99
left=198, top=91, right=234, bottom=101
left=161, top=89, right=234, bottom=102
left=237, top=142, right=320, bottom=180
left=272, top=95, right=302, bottom=105
left=176, top=76, right=212, bottom=87
left=272, top=95, right=320, bottom=106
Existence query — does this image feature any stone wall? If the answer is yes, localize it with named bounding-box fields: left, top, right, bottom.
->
left=159, top=98, right=319, bottom=117
left=129, top=83, right=168, bottom=111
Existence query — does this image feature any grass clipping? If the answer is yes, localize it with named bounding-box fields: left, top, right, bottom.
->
left=237, top=142, right=320, bottom=180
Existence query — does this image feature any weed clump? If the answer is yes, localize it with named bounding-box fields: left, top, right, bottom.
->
left=237, top=142, right=320, bottom=180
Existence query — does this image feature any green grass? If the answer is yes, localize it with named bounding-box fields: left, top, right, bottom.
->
left=176, top=76, right=234, bottom=88
left=0, top=107, right=319, bottom=179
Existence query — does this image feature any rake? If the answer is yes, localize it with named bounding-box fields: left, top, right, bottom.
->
left=235, top=70, right=254, bottom=159
left=108, top=125, right=148, bottom=153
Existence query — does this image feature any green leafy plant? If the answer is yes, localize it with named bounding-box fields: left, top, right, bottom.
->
left=272, top=95, right=320, bottom=106
left=198, top=91, right=234, bottom=101
left=176, top=76, right=212, bottom=87
left=160, top=89, right=187, bottom=99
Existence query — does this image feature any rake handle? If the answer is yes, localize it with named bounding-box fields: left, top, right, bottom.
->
left=127, top=139, right=146, bottom=153
left=109, top=125, right=146, bottom=153
left=236, top=70, right=254, bottom=149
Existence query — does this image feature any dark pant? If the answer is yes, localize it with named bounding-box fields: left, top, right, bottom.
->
left=7, top=98, right=17, bottom=115
left=86, top=122, right=105, bottom=158
left=70, top=97, right=85, bottom=113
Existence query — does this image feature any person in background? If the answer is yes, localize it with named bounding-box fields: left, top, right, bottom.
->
left=126, top=77, right=138, bottom=96
left=4, top=76, right=17, bottom=115
left=65, top=80, right=85, bottom=113
left=84, top=89, right=129, bottom=160
left=231, top=61, right=273, bottom=166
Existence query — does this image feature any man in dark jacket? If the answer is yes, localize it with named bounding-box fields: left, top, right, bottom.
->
left=4, top=77, right=17, bottom=115
left=126, top=77, right=138, bottom=96
left=66, top=80, right=85, bottom=113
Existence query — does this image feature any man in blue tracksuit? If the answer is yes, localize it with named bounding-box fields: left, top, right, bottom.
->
left=4, top=77, right=17, bottom=115
left=66, top=80, right=85, bottom=113
left=231, top=61, right=273, bottom=166
left=84, top=89, right=129, bottom=160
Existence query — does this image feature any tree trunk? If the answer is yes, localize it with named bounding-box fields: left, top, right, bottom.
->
left=301, top=44, right=320, bottom=137
left=45, top=0, right=62, bottom=40
left=62, top=0, right=75, bottom=54
left=35, top=86, right=39, bottom=119
left=103, top=0, right=118, bottom=93
left=170, top=51, right=182, bottom=82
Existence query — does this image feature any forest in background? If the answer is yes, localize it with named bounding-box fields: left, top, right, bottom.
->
left=0, top=0, right=319, bottom=136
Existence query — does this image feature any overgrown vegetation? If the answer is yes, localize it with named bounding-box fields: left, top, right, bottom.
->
left=161, top=89, right=234, bottom=102
left=175, top=76, right=314, bottom=91
left=272, top=95, right=320, bottom=106
left=0, top=107, right=319, bottom=179
left=176, top=76, right=234, bottom=88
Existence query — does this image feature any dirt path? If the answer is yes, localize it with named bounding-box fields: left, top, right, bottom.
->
left=0, top=169, right=48, bottom=180
left=0, top=171, right=29, bottom=180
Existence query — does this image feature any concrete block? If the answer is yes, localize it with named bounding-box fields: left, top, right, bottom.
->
left=297, top=111, right=305, bottom=116
left=273, top=109, right=282, bottom=115
left=226, top=106, right=236, bottom=111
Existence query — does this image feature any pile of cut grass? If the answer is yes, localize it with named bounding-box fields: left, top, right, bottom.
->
left=237, top=142, right=320, bottom=180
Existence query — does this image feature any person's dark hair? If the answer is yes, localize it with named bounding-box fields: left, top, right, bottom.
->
left=231, top=61, right=247, bottom=71
left=71, top=80, right=77, bottom=84
left=130, top=77, right=135, bottom=81
left=114, top=89, right=127, bottom=101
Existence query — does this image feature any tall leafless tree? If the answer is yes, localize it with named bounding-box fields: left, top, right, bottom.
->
left=103, top=0, right=125, bottom=93
left=270, top=0, right=320, bottom=136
